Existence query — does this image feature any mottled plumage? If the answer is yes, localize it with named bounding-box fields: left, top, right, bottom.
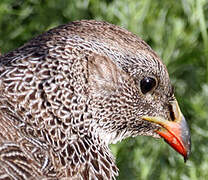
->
left=0, top=20, right=190, bottom=179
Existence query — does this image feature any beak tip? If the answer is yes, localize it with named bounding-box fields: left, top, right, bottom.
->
left=184, top=146, right=191, bottom=163
left=180, top=116, right=191, bottom=162
left=184, top=156, right=187, bottom=163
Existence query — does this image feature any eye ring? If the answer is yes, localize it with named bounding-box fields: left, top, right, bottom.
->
left=140, top=77, right=157, bottom=94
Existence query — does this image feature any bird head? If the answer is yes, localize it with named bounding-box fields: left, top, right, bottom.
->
left=0, top=20, right=191, bottom=179
left=77, top=21, right=192, bottom=161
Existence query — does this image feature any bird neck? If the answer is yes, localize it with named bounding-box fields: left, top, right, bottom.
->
left=54, top=134, right=119, bottom=179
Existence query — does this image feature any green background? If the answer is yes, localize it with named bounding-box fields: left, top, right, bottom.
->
left=0, top=0, right=207, bottom=179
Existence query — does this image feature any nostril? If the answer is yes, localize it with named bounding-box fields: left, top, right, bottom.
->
left=168, top=104, right=175, bottom=121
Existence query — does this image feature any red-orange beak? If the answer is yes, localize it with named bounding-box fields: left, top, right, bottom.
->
left=142, top=100, right=191, bottom=162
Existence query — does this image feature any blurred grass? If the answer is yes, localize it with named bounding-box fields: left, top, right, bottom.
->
left=0, top=0, right=207, bottom=179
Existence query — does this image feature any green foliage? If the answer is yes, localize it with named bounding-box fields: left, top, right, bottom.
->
left=0, top=0, right=207, bottom=179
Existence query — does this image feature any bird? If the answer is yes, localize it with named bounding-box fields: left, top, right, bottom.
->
left=0, top=20, right=191, bottom=179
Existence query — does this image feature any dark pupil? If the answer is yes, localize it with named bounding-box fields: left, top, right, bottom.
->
left=140, top=77, right=156, bottom=94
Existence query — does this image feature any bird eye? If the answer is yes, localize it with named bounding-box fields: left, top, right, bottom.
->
left=140, top=77, right=157, bottom=94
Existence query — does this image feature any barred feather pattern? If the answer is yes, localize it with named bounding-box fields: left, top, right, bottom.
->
left=0, top=20, right=172, bottom=179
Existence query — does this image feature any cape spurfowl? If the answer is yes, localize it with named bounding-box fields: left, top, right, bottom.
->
left=0, top=20, right=191, bottom=179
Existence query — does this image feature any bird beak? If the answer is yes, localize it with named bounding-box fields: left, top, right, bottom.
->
left=142, top=100, right=191, bottom=162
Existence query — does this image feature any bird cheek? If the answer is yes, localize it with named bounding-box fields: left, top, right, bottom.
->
left=145, top=93, right=154, bottom=103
